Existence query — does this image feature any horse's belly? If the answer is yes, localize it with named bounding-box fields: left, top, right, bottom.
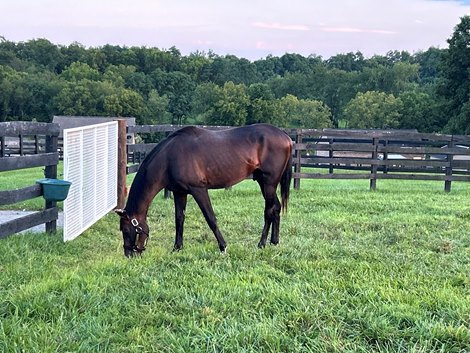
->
left=204, top=167, right=251, bottom=189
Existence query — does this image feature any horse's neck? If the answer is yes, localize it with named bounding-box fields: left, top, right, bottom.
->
left=125, top=175, right=163, bottom=220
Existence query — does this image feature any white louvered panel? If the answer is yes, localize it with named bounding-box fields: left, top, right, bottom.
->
left=107, top=123, right=118, bottom=209
left=63, top=130, right=83, bottom=240
left=63, top=122, right=118, bottom=241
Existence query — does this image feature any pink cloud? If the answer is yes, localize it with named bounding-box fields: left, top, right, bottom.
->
left=252, top=22, right=310, bottom=31
left=321, top=26, right=396, bottom=35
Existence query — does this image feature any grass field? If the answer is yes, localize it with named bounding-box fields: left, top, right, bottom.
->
left=0, top=171, right=469, bottom=352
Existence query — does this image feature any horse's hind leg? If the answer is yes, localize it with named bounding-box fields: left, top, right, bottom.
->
left=190, top=187, right=227, bottom=252
left=257, top=183, right=281, bottom=248
left=173, top=192, right=187, bottom=251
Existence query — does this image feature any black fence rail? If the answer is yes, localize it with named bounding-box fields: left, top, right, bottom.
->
left=0, top=122, right=60, bottom=238
left=290, top=128, right=470, bottom=191
left=125, top=125, right=470, bottom=192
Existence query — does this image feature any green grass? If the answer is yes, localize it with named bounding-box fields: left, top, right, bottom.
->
left=0, top=171, right=469, bottom=352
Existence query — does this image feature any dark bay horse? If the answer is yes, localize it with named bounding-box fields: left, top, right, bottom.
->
left=115, top=123, right=293, bottom=257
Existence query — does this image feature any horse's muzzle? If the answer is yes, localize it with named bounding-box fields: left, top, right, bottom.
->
left=124, top=247, right=144, bottom=258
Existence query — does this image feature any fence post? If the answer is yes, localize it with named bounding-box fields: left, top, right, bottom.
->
left=294, top=129, right=303, bottom=190
left=370, top=137, right=379, bottom=191
left=382, top=139, right=388, bottom=174
left=444, top=138, right=454, bottom=193
left=117, top=119, right=128, bottom=209
left=44, top=134, right=58, bottom=233
left=328, top=138, right=334, bottom=174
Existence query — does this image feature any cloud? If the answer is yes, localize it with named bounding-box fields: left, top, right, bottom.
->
left=252, top=22, right=310, bottom=31
left=321, top=27, right=397, bottom=35
left=193, top=39, right=213, bottom=46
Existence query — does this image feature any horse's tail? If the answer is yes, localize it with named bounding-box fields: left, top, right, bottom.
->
left=280, top=149, right=293, bottom=214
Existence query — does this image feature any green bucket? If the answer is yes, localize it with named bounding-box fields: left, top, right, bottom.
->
left=36, top=178, right=72, bottom=202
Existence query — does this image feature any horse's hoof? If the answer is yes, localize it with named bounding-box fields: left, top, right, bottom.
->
left=172, top=245, right=183, bottom=252
left=219, top=244, right=227, bottom=253
left=270, top=240, right=279, bottom=246
left=258, top=242, right=266, bottom=249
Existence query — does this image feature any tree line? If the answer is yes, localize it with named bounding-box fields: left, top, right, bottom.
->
left=1, top=16, right=469, bottom=134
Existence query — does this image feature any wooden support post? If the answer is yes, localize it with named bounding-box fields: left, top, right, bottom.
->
left=383, top=139, right=388, bottom=174
left=370, top=137, right=379, bottom=191
left=117, top=119, right=128, bottom=209
left=45, top=134, right=58, bottom=233
left=294, top=130, right=303, bottom=190
left=0, top=136, right=5, bottom=157
left=328, top=138, right=334, bottom=174
left=19, top=134, right=24, bottom=155
left=34, top=135, right=39, bottom=154
left=445, top=138, right=454, bottom=193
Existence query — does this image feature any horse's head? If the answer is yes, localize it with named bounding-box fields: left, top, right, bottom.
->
left=114, top=209, right=150, bottom=257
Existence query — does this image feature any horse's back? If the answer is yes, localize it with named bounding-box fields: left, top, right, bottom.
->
left=158, top=124, right=292, bottom=189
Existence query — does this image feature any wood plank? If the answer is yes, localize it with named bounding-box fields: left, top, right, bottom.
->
left=0, top=122, right=60, bottom=136
left=451, top=160, right=470, bottom=169
left=0, top=153, right=59, bottom=172
left=296, top=128, right=453, bottom=141
left=127, top=164, right=140, bottom=174
left=379, top=159, right=449, bottom=168
left=127, top=143, right=158, bottom=153
left=0, top=207, right=58, bottom=239
left=377, top=145, right=470, bottom=155
left=0, top=185, right=42, bottom=206
left=294, top=143, right=377, bottom=152
left=300, top=157, right=380, bottom=165
left=293, top=172, right=372, bottom=179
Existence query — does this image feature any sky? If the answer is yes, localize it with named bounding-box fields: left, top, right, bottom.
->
left=1, top=0, right=470, bottom=61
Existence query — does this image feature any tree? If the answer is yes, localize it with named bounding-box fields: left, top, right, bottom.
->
left=190, top=82, right=221, bottom=124
left=277, top=94, right=332, bottom=128
left=246, top=83, right=278, bottom=125
left=210, top=81, right=249, bottom=126
left=53, top=80, right=114, bottom=116
left=327, top=51, right=365, bottom=72
left=151, top=69, right=195, bottom=124
left=60, top=62, right=101, bottom=81
left=104, top=88, right=145, bottom=118
left=59, top=42, right=89, bottom=72
left=343, top=91, right=403, bottom=129
left=440, top=16, right=470, bottom=133
left=142, top=89, right=172, bottom=125
left=17, top=38, right=63, bottom=72
left=413, top=47, right=445, bottom=84
left=398, top=90, right=441, bottom=132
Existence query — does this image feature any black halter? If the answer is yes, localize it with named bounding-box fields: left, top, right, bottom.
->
left=128, top=218, right=149, bottom=253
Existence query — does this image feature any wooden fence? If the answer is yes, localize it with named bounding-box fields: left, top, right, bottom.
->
left=125, top=125, right=470, bottom=192
left=0, top=121, right=60, bottom=238
left=290, top=128, right=470, bottom=191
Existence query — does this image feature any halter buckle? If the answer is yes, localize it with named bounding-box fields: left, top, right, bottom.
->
left=131, top=218, right=139, bottom=227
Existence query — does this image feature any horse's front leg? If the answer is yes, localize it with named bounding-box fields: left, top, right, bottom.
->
left=190, top=187, right=227, bottom=252
left=173, top=192, right=187, bottom=251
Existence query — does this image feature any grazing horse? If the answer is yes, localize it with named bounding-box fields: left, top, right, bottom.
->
left=115, top=124, right=293, bottom=257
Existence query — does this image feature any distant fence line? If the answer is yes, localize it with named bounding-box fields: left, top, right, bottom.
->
left=0, top=121, right=60, bottom=239
left=125, top=124, right=470, bottom=192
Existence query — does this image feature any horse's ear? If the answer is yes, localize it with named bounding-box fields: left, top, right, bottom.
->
left=114, top=208, right=128, bottom=219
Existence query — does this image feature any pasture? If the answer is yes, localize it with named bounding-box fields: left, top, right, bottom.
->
left=0, top=170, right=469, bottom=352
